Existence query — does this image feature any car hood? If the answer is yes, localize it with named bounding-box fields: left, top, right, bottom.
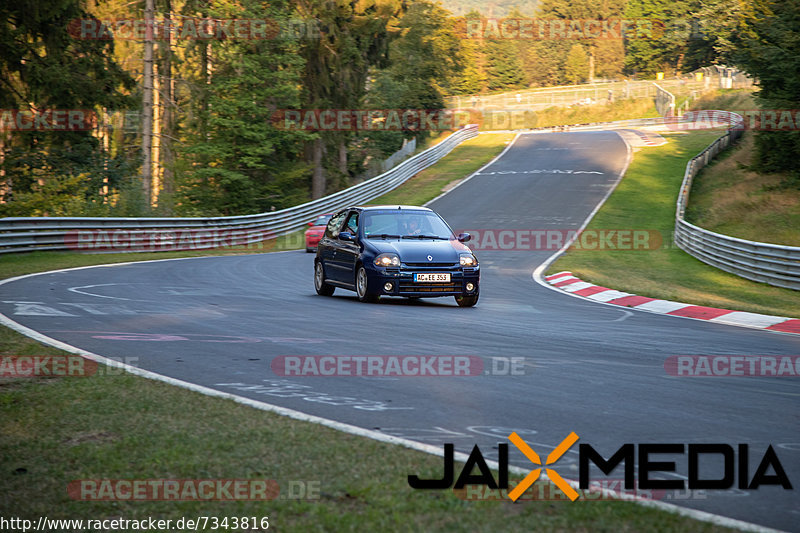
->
left=367, top=238, right=471, bottom=263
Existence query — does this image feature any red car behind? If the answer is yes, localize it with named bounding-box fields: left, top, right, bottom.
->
left=305, top=213, right=332, bottom=252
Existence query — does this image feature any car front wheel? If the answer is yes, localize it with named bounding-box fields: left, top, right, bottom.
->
left=454, top=291, right=479, bottom=307
left=314, top=262, right=335, bottom=296
left=356, top=266, right=379, bottom=303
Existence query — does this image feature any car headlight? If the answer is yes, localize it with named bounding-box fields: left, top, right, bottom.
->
left=459, top=253, right=478, bottom=267
left=374, top=253, right=400, bottom=267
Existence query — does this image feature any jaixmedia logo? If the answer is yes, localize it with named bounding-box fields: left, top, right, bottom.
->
left=408, top=432, right=793, bottom=501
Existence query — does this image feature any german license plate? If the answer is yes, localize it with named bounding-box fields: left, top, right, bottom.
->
left=414, top=273, right=450, bottom=282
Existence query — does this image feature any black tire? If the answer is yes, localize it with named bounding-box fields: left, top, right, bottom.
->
left=314, top=261, right=335, bottom=296
left=306, top=247, right=314, bottom=253
left=356, top=265, right=379, bottom=303
left=455, top=291, right=479, bottom=307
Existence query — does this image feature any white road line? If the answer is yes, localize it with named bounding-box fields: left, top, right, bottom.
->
left=425, top=132, right=521, bottom=207
left=67, top=283, right=137, bottom=301
left=0, top=271, right=783, bottom=532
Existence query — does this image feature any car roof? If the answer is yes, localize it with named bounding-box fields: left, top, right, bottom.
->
left=351, top=205, right=433, bottom=212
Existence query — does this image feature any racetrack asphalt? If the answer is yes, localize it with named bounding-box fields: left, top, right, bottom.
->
left=2, top=131, right=798, bottom=531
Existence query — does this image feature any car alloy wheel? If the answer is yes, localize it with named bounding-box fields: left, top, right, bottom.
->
left=314, top=262, right=335, bottom=296
left=356, top=266, right=379, bottom=303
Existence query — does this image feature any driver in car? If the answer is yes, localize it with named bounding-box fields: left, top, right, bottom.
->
left=407, top=217, right=423, bottom=235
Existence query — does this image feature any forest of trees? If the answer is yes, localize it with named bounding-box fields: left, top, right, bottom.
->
left=1, top=0, right=797, bottom=218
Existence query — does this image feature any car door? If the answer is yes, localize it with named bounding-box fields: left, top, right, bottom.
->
left=318, top=210, right=347, bottom=282
left=324, top=210, right=358, bottom=284
left=336, top=211, right=361, bottom=284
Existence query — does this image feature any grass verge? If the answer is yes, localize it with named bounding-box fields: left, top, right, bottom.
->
left=685, top=130, right=800, bottom=246
left=548, top=129, right=800, bottom=318
left=0, top=332, right=737, bottom=532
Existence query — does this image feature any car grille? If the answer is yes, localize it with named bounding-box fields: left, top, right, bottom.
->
left=403, top=262, right=458, bottom=268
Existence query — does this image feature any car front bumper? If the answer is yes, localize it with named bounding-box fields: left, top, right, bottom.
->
left=367, top=265, right=480, bottom=297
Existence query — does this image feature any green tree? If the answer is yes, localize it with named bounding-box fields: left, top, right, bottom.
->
left=731, top=0, right=800, bottom=186
left=176, top=0, right=312, bottom=215
left=0, top=0, right=134, bottom=214
left=624, top=0, right=699, bottom=77
left=297, top=0, right=405, bottom=198
left=564, top=43, right=589, bottom=84
left=448, top=10, right=488, bottom=95
left=537, top=0, right=627, bottom=81
left=449, top=38, right=486, bottom=95
left=390, top=1, right=463, bottom=106
left=485, top=39, right=524, bottom=90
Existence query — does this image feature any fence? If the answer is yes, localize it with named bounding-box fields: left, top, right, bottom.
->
left=446, top=69, right=754, bottom=113
left=674, top=111, right=800, bottom=291
left=0, top=125, right=478, bottom=254
left=654, top=83, right=675, bottom=117
left=446, top=78, right=709, bottom=112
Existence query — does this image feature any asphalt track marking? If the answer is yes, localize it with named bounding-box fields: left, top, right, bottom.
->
left=474, top=169, right=604, bottom=175
left=0, top=138, right=789, bottom=533
left=3, top=300, right=78, bottom=316
left=68, top=283, right=138, bottom=301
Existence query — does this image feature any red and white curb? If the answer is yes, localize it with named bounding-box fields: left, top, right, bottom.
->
left=545, top=271, right=800, bottom=335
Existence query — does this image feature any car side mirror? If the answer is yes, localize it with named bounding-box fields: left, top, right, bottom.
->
left=457, top=233, right=472, bottom=243
left=308, top=221, right=314, bottom=226
left=339, top=231, right=354, bottom=241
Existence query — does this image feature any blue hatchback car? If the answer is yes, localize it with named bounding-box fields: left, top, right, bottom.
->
left=313, top=206, right=480, bottom=306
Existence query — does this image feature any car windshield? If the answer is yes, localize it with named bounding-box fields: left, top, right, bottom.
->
left=312, top=215, right=331, bottom=226
left=362, top=210, right=454, bottom=240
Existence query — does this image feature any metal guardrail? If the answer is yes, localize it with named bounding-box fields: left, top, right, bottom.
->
left=654, top=83, right=675, bottom=117
left=0, top=125, right=479, bottom=254
left=674, top=111, right=800, bottom=291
